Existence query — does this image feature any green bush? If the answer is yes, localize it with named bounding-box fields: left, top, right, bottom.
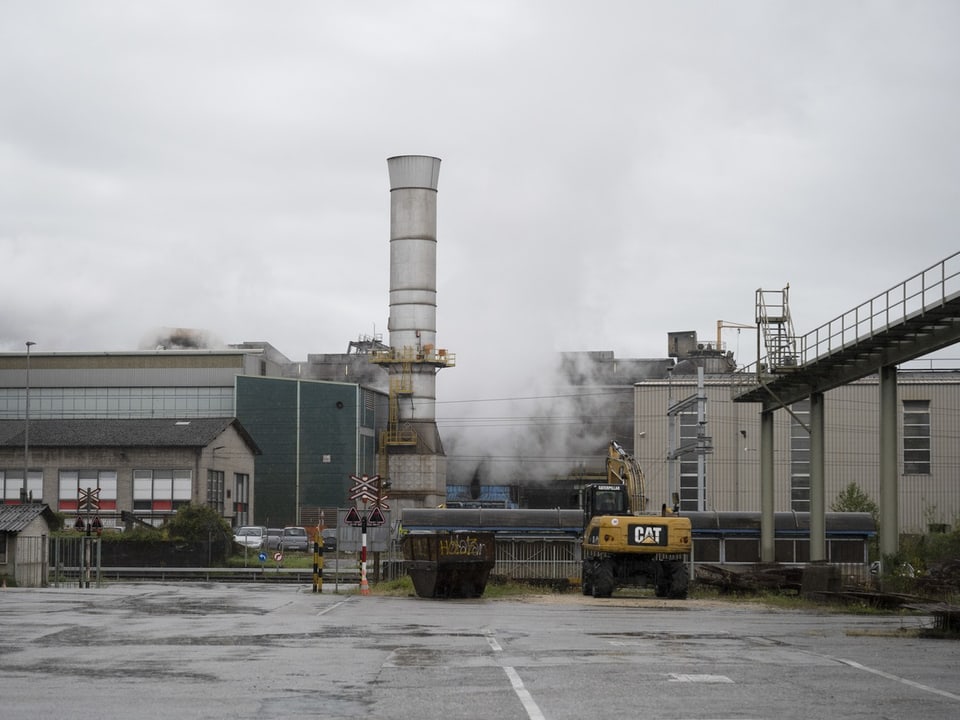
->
left=165, top=504, right=233, bottom=543
left=831, top=482, right=879, bottom=521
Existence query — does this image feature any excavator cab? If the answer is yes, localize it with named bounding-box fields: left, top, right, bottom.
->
left=583, top=483, right=629, bottom=525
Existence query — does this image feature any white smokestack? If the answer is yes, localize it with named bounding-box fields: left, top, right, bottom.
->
left=387, top=155, right=444, bottom=424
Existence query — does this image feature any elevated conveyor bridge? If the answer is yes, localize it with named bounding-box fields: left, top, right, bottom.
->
left=733, top=251, right=960, bottom=409
left=729, top=251, right=960, bottom=563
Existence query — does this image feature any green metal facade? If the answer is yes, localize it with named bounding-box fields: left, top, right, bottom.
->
left=236, top=377, right=381, bottom=527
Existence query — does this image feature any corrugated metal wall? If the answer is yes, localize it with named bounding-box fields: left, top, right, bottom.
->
left=236, top=376, right=383, bottom=527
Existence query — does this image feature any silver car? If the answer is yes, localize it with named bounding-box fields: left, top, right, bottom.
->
left=278, top=526, right=311, bottom=553
left=233, top=526, right=266, bottom=549
left=264, top=527, right=284, bottom=551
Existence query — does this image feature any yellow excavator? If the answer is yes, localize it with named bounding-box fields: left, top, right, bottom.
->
left=580, top=441, right=692, bottom=598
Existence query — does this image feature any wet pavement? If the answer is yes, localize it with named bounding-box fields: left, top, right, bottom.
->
left=1, top=582, right=958, bottom=719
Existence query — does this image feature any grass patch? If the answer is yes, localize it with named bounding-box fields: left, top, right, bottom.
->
left=373, top=575, right=416, bottom=596
left=369, top=575, right=563, bottom=599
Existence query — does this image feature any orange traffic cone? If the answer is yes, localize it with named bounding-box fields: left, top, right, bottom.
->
left=360, top=574, right=370, bottom=596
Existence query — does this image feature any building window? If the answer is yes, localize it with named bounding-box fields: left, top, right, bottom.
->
left=1, top=469, right=43, bottom=504
left=207, top=470, right=225, bottom=515
left=58, top=470, right=117, bottom=512
left=234, top=473, right=249, bottom=526
left=790, top=400, right=811, bottom=512
left=133, top=469, right=192, bottom=512
left=903, top=400, right=931, bottom=475
left=677, top=409, right=705, bottom=512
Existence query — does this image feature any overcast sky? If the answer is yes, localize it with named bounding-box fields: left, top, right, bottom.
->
left=3, top=1, right=958, bottom=413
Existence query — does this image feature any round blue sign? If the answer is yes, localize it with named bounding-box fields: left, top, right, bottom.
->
left=258, top=552, right=267, bottom=563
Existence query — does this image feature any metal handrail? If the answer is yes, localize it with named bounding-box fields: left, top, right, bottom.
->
left=739, top=251, right=960, bottom=379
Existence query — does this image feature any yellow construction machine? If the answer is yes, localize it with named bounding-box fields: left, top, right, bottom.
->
left=580, top=441, right=692, bottom=598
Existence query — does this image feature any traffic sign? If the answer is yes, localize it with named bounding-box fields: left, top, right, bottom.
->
left=344, top=506, right=362, bottom=526
left=274, top=552, right=283, bottom=563
left=367, top=506, right=386, bottom=526
left=79, top=487, right=101, bottom=512
left=349, top=474, right=382, bottom=504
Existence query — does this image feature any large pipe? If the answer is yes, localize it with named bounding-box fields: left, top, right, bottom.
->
left=387, top=155, right=442, bottom=422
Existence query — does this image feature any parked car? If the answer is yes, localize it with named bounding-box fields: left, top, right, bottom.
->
left=321, top=529, right=338, bottom=552
left=233, top=526, right=266, bottom=549
left=278, top=526, right=311, bottom=553
left=264, top=527, right=284, bottom=551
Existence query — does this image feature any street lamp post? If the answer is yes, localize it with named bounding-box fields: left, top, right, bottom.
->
left=24, top=341, right=35, bottom=501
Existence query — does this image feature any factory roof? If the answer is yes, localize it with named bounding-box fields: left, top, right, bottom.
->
left=0, top=417, right=261, bottom=453
left=0, top=503, right=59, bottom=533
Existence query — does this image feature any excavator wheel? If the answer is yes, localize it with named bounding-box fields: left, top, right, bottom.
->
left=657, top=560, right=688, bottom=599
left=591, top=559, right=615, bottom=598
left=580, top=560, right=594, bottom=596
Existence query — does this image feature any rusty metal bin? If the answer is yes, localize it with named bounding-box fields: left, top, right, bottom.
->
left=401, top=532, right=496, bottom=598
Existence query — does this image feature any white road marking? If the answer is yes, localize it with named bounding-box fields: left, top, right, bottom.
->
left=486, top=631, right=546, bottom=720
left=831, top=656, right=960, bottom=702
left=668, top=673, right=734, bottom=683
left=316, top=600, right=351, bottom=615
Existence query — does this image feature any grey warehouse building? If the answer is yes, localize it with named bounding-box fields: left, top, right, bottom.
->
left=0, top=346, right=387, bottom=530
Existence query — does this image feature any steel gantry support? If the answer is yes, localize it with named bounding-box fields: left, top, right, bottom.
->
left=879, top=365, right=899, bottom=559
left=809, top=392, right=826, bottom=562
left=760, top=410, right=775, bottom=562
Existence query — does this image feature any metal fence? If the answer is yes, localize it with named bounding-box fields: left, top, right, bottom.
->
left=491, top=538, right=581, bottom=582
left=14, top=535, right=47, bottom=587
left=49, top=535, right=102, bottom=588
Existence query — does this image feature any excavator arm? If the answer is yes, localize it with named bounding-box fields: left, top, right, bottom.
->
left=606, top=441, right=647, bottom=514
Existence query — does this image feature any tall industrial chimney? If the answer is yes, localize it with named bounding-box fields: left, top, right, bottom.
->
left=371, top=155, right=455, bottom=509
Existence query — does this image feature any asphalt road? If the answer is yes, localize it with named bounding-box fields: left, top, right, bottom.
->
left=1, top=583, right=957, bottom=719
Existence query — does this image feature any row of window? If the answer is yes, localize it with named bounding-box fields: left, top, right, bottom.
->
left=0, top=386, right=234, bottom=419
left=0, top=469, right=194, bottom=513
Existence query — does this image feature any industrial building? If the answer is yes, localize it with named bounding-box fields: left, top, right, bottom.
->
left=0, top=346, right=385, bottom=530
left=0, top=153, right=956, bottom=563
left=633, top=361, right=960, bottom=536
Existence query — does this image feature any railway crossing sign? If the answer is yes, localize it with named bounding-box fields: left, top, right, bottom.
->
left=349, top=474, right=380, bottom=504
left=343, top=502, right=386, bottom=526
left=79, top=487, right=101, bottom=512
left=344, top=507, right=362, bottom=526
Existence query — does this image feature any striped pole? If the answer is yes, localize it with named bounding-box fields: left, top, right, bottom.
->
left=312, top=527, right=323, bottom=593
left=360, top=513, right=370, bottom=595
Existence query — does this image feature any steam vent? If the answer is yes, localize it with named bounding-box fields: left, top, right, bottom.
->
left=370, top=155, right=455, bottom=509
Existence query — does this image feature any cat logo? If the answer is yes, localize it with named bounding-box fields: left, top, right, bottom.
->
left=629, top=524, right=668, bottom=546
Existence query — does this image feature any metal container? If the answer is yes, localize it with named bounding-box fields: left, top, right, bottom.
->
left=402, top=531, right=496, bottom=599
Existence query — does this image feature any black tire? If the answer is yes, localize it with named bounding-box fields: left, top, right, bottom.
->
left=654, top=567, right=669, bottom=598
left=592, top=559, right=615, bottom=598
left=581, top=560, right=594, bottom=596
left=665, top=561, right=689, bottom=599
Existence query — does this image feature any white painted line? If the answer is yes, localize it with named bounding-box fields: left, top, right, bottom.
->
left=317, top=600, right=351, bottom=615
left=668, top=673, right=734, bottom=683
left=486, top=631, right=546, bottom=720
left=503, top=665, right=547, bottom=720
left=832, top=656, right=960, bottom=702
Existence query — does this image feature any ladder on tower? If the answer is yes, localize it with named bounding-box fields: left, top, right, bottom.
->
left=755, top=284, right=799, bottom=371
left=377, top=359, right=419, bottom=478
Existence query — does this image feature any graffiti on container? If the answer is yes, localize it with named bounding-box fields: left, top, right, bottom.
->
left=439, top=536, right=486, bottom=557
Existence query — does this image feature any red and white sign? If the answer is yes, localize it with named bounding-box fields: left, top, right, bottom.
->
left=349, top=474, right=381, bottom=504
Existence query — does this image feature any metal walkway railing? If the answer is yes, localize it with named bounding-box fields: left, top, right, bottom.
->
left=734, top=251, right=960, bottom=406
